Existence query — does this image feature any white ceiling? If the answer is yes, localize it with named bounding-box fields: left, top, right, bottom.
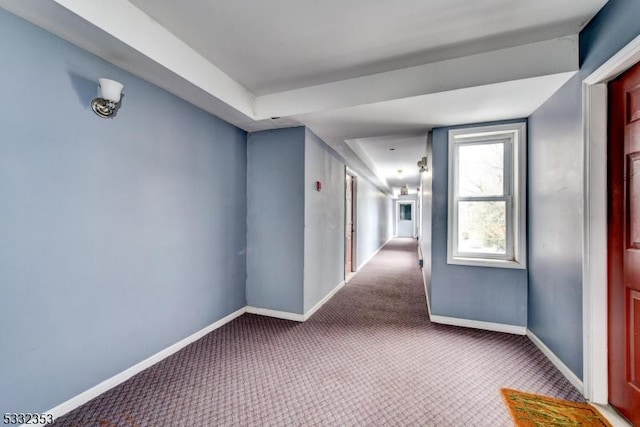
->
left=129, top=0, right=601, bottom=96
left=0, top=0, right=608, bottom=195
left=347, top=134, right=428, bottom=195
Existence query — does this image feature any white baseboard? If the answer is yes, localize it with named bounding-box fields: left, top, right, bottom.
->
left=421, top=274, right=523, bottom=335
left=526, top=330, right=584, bottom=393
left=245, top=306, right=305, bottom=322
left=357, top=236, right=393, bottom=270
left=32, top=280, right=585, bottom=427
left=417, top=244, right=431, bottom=317
left=41, top=307, right=246, bottom=425
left=303, top=281, right=345, bottom=320
left=591, top=404, right=633, bottom=427
left=421, top=269, right=432, bottom=318
left=246, top=280, right=346, bottom=322
left=424, top=289, right=432, bottom=317
left=419, top=247, right=524, bottom=336
left=430, top=314, right=527, bottom=335
left=40, top=283, right=346, bottom=425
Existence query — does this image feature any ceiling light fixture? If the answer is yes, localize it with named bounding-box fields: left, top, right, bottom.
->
left=397, top=169, right=404, bottom=178
left=91, top=78, right=124, bottom=118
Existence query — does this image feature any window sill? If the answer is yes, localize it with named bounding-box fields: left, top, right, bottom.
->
left=447, top=256, right=526, bottom=270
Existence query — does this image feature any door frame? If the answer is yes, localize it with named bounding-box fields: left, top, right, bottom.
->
left=583, top=33, right=640, bottom=404
left=396, top=200, right=416, bottom=237
left=345, top=168, right=358, bottom=277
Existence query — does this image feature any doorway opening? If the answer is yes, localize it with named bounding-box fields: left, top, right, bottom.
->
left=583, top=33, right=640, bottom=422
left=606, top=58, right=640, bottom=425
left=345, top=171, right=357, bottom=282
left=397, top=201, right=415, bottom=237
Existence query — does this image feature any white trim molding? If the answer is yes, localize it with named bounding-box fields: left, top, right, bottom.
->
left=429, top=314, right=527, bottom=335
left=418, top=245, right=432, bottom=317
left=304, top=281, right=345, bottom=320
left=591, top=404, right=634, bottom=427
left=41, top=307, right=246, bottom=424
left=345, top=168, right=358, bottom=278
left=245, top=306, right=306, bottom=322
left=446, top=123, right=527, bottom=270
left=582, top=33, right=640, bottom=405
left=357, top=236, right=393, bottom=270
left=247, top=280, right=346, bottom=322
left=417, top=245, right=524, bottom=336
left=421, top=272, right=525, bottom=334
left=527, top=330, right=584, bottom=394
left=424, top=286, right=432, bottom=318
left=40, top=277, right=350, bottom=423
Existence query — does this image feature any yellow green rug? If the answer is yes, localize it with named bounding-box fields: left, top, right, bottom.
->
left=501, top=388, right=612, bottom=426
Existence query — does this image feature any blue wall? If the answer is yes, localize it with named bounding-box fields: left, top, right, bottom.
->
left=356, top=178, right=393, bottom=268
left=247, top=126, right=393, bottom=314
left=528, top=78, right=583, bottom=377
left=430, top=120, right=528, bottom=327
left=246, top=127, right=306, bottom=314
left=0, top=9, right=247, bottom=413
left=528, top=0, right=640, bottom=379
left=304, top=129, right=346, bottom=312
left=580, top=0, right=640, bottom=73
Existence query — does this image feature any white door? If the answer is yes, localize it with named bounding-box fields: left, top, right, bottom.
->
left=398, top=202, right=414, bottom=237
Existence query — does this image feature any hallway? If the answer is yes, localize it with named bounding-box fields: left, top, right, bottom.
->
left=54, top=238, right=581, bottom=426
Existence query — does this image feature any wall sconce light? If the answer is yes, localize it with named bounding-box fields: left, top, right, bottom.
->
left=91, top=78, right=124, bottom=118
left=417, top=156, right=428, bottom=173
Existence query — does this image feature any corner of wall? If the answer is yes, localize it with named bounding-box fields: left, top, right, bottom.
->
left=246, top=127, right=305, bottom=314
left=429, top=119, right=528, bottom=327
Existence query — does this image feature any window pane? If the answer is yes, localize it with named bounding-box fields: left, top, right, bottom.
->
left=400, top=204, right=412, bottom=220
left=458, top=142, right=504, bottom=197
left=458, top=201, right=506, bottom=254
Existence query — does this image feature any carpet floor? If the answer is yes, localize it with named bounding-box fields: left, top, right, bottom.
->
left=53, top=237, right=583, bottom=426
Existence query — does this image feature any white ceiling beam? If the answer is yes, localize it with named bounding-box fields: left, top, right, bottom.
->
left=255, top=36, right=578, bottom=120
left=45, top=0, right=256, bottom=119
left=345, top=139, right=391, bottom=190
left=0, top=0, right=261, bottom=130
left=1, top=1, right=578, bottom=131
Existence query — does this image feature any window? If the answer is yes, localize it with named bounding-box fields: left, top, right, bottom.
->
left=447, top=123, right=526, bottom=269
left=400, top=203, right=412, bottom=220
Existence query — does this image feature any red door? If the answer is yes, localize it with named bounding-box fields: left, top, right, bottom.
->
left=609, top=60, right=640, bottom=425
left=345, top=174, right=354, bottom=273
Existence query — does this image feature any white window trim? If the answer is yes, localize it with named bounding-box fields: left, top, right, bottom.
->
left=447, top=123, right=527, bottom=269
